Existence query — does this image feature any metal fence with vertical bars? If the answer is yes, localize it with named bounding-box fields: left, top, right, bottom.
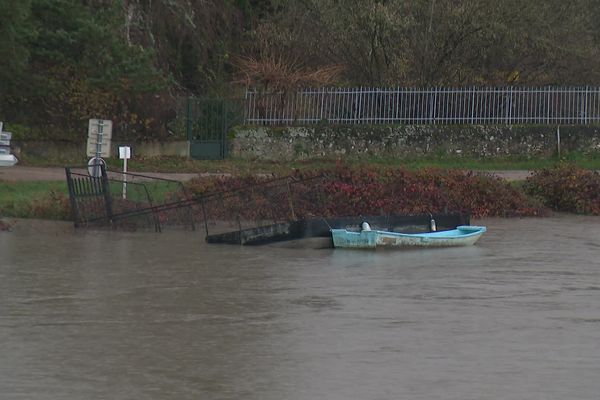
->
left=65, top=164, right=195, bottom=231
left=244, top=87, right=600, bottom=126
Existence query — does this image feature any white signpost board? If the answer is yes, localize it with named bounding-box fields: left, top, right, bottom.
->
left=87, top=119, right=112, bottom=177
left=0, top=131, right=11, bottom=147
left=86, top=119, right=112, bottom=158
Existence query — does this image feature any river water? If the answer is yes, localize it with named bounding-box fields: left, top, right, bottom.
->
left=1, top=216, right=599, bottom=400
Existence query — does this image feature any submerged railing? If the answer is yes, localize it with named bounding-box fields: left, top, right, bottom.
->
left=65, top=164, right=194, bottom=231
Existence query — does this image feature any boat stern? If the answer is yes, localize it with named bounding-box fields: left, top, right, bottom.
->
left=331, top=229, right=378, bottom=249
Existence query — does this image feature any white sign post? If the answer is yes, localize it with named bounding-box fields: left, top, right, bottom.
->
left=119, top=146, right=131, bottom=199
left=87, top=119, right=112, bottom=177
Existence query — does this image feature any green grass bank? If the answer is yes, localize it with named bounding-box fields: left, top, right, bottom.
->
left=11, top=152, right=600, bottom=173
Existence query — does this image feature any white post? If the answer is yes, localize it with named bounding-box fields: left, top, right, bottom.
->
left=119, top=146, right=131, bottom=199
left=123, top=157, right=128, bottom=199
left=556, top=126, right=561, bottom=158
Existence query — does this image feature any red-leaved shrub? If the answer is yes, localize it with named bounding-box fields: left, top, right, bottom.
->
left=186, top=167, right=546, bottom=219
left=524, top=165, right=600, bottom=215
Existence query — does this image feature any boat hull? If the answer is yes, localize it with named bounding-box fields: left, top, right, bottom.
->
left=331, top=226, right=486, bottom=249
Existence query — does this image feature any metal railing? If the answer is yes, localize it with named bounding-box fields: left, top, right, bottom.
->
left=65, top=164, right=195, bottom=231
left=244, top=87, right=600, bottom=126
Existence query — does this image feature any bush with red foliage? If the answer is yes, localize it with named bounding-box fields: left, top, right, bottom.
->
left=0, top=219, right=14, bottom=231
left=524, top=165, right=600, bottom=215
left=186, top=167, right=546, bottom=220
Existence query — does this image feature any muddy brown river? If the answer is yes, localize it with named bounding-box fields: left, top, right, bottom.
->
left=1, top=216, right=600, bottom=399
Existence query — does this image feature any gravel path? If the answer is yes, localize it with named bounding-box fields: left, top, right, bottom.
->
left=0, top=166, right=532, bottom=182
left=0, top=166, right=222, bottom=182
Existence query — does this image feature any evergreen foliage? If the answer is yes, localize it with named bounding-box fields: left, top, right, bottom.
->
left=1, top=0, right=599, bottom=139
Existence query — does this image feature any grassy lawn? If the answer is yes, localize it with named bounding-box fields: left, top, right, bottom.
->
left=0, top=179, right=182, bottom=218
left=0, top=181, right=68, bottom=204
left=16, top=152, right=600, bottom=174
left=106, top=180, right=185, bottom=203
left=0, top=181, right=69, bottom=218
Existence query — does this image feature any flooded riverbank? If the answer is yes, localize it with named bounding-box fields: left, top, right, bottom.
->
left=1, top=216, right=599, bottom=399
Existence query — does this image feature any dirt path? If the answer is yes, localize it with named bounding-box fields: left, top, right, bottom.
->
left=0, top=166, right=218, bottom=182
left=0, top=166, right=532, bottom=182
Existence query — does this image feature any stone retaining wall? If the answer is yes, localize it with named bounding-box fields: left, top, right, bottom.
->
left=11, top=125, right=600, bottom=161
left=230, top=125, right=600, bottom=160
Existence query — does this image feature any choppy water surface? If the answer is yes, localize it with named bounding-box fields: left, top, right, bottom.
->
left=1, top=216, right=600, bottom=400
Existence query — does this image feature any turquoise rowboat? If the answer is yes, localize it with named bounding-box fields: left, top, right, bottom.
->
left=331, top=225, right=486, bottom=249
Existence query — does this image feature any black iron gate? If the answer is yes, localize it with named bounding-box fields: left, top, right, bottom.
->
left=186, top=97, right=244, bottom=159
left=65, top=164, right=114, bottom=228
left=65, top=164, right=195, bottom=231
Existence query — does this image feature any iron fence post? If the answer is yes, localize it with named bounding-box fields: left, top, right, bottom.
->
left=286, top=180, right=296, bottom=221
left=100, top=164, right=114, bottom=227
left=65, top=167, right=81, bottom=227
left=186, top=97, right=193, bottom=141
left=200, top=195, right=209, bottom=237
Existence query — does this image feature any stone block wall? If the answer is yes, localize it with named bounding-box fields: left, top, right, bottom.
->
left=229, top=125, right=600, bottom=160
left=10, top=125, right=600, bottom=161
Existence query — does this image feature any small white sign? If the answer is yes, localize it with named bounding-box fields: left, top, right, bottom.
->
left=0, top=132, right=11, bottom=146
left=119, top=146, right=131, bottom=159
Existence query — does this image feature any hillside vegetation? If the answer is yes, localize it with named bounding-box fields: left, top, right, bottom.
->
left=1, top=0, right=600, bottom=140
